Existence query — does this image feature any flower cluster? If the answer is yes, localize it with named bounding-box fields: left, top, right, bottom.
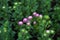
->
left=18, top=12, right=43, bottom=26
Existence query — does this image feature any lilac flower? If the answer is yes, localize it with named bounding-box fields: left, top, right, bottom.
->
left=18, top=21, right=23, bottom=25
left=23, top=18, right=28, bottom=23
left=28, top=16, right=33, bottom=20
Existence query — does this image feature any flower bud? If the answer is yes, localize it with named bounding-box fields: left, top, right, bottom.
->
left=18, top=21, right=23, bottom=25
left=23, top=18, right=28, bottom=23
left=35, top=13, right=40, bottom=17
left=33, top=21, right=36, bottom=24
left=26, top=21, right=30, bottom=26
left=28, top=16, right=33, bottom=20
left=33, top=12, right=37, bottom=16
left=50, top=30, right=54, bottom=34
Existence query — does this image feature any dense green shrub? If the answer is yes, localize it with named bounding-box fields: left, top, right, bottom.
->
left=0, top=0, right=60, bottom=40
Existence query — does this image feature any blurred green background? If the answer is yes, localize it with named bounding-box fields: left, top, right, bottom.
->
left=0, top=0, right=60, bottom=40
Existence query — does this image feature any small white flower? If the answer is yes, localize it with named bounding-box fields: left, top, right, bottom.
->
left=39, top=14, right=43, bottom=18
left=46, top=30, right=50, bottom=33
left=14, top=2, right=18, bottom=5
left=26, top=21, right=30, bottom=26
left=33, top=21, right=36, bottom=24
left=2, top=6, right=5, bottom=9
